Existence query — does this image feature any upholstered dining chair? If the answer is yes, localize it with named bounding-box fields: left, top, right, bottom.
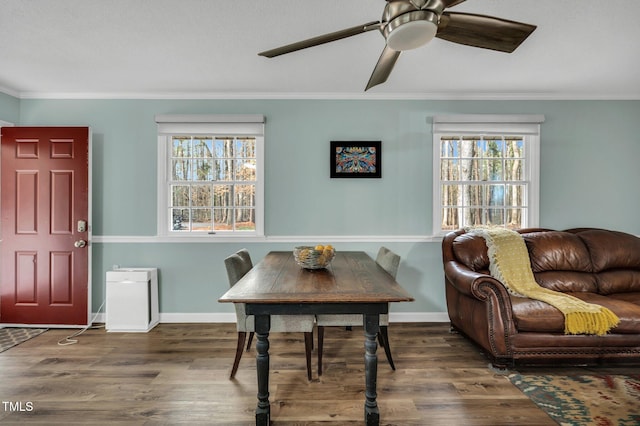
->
left=315, top=246, right=401, bottom=375
left=224, top=249, right=316, bottom=380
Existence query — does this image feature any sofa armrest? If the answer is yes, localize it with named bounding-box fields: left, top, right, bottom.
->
left=444, top=261, right=512, bottom=304
left=444, top=260, right=517, bottom=364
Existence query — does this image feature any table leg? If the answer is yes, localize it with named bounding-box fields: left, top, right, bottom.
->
left=254, top=314, right=271, bottom=426
left=363, top=313, right=380, bottom=426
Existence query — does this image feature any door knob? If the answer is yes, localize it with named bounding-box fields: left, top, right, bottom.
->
left=74, top=239, right=87, bottom=248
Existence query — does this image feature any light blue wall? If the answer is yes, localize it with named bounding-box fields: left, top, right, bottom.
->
left=0, top=91, right=20, bottom=124
left=14, top=98, right=640, bottom=316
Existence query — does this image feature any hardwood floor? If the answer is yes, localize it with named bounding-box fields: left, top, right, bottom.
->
left=0, top=323, right=556, bottom=425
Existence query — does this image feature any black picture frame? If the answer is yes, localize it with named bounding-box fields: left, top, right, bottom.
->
left=330, top=141, right=381, bottom=178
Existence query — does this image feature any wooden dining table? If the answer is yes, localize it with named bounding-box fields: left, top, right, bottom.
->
left=218, top=250, right=414, bottom=425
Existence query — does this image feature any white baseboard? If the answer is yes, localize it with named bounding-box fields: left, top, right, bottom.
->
left=390, top=312, right=449, bottom=322
left=92, top=312, right=449, bottom=324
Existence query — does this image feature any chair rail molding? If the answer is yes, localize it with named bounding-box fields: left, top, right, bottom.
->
left=92, top=312, right=449, bottom=324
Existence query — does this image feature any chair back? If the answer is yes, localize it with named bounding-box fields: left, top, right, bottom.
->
left=236, top=248, right=253, bottom=269
left=376, top=247, right=400, bottom=279
left=224, top=249, right=254, bottom=331
left=224, top=249, right=253, bottom=287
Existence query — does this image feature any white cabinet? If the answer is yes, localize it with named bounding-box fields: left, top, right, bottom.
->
left=106, top=268, right=159, bottom=332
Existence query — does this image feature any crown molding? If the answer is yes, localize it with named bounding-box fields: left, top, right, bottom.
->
left=9, top=90, right=640, bottom=101
left=0, top=85, right=20, bottom=98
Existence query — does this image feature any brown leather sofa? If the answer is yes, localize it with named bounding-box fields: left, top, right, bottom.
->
left=442, top=227, right=640, bottom=368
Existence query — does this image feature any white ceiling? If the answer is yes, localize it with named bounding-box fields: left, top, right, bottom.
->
left=2, top=0, right=639, bottom=99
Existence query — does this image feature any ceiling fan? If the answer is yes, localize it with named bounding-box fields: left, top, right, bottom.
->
left=258, top=0, right=536, bottom=91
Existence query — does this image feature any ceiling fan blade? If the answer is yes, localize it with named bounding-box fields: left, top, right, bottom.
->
left=259, top=21, right=381, bottom=58
left=365, top=46, right=401, bottom=91
left=441, top=0, right=467, bottom=8
left=436, top=12, right=536, bottom=53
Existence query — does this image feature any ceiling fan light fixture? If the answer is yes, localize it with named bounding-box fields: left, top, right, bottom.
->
left=384, top=10, right=438, bottom=51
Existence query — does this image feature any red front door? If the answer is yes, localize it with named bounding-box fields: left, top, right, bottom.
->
left=1, top=127, right=90, bottom=326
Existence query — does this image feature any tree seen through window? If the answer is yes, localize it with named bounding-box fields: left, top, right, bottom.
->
left=439, top=136, right=526, bottom=231
left=169, top=136, right=256, bottom=232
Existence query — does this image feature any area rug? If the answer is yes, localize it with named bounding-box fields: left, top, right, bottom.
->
left=508, top=372, right=640, bottom=425
left=0, top=328, right=47, bottom=353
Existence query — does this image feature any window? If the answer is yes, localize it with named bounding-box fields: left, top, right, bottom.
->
left=432, top=115, right=544, bottom=235
left=156, top=115, right=264, bottom=237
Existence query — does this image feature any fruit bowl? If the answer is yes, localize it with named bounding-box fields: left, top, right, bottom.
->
left=293, top=245, right=335, bottom=269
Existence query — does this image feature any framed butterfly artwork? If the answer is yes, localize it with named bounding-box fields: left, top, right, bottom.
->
left=330, top=141, right=381, bottom=178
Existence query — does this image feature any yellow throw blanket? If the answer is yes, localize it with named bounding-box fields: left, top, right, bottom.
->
left=470, top=227, right=619, bottom=336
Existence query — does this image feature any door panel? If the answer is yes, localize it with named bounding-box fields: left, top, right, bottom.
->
left=51, top=170, right=74, bottom=234
left=16, top=171, right=38, bottom=233
left=1, top=127, right=89, bottom=325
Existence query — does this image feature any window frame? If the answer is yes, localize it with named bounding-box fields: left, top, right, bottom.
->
left=156, top=114, right=265, bottom=238
left=432, top=114, right=544, bottom=235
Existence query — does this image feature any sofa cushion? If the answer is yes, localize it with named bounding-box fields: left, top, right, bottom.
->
left=511, top=296, right=565, bottom=333
left=532, top=271, right=598, bottom=293
left=576, top=229, right=640, bottom=273
left=522, top=231, right=597, bottom=292
left=452, top=233, right=490, bottom=272
left=511, top=292, right=640, bottom=334
left=607, top=291, right=640, bottom=304
left=597, top=270, right=640, bottom=295
left=523, top=231, right=592, bottom=273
